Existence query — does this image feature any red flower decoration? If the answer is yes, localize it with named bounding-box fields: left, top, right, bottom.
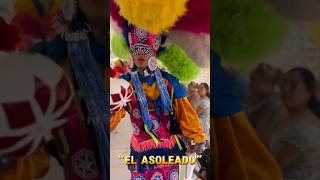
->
left=0, top=75, right=74, bottom=158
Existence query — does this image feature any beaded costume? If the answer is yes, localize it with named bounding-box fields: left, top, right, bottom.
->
left=110, top=25, right=206, bottom=180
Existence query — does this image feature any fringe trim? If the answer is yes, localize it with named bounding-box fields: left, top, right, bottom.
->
left=129, top=136, right=186, bottom=173
left=131, top=135, right=178, bottom=152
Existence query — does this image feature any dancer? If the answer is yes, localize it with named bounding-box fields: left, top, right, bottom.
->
left=110, top=25, right=207, bottom=179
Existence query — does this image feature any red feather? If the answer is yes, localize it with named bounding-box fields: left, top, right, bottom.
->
left=11, top=14, right=42, bottom=39
left=110, top=0, right=126, bottom=28
left=173, top=0, right=210, bottom=33
left=0, top=22, right=21, bottom=52
left=110, top=68, right=119, bottom=78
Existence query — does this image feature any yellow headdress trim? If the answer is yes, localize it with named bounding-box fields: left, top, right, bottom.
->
left=14, top=0, right=61, bottom=18
left=114, top=0, right=188, bottom=33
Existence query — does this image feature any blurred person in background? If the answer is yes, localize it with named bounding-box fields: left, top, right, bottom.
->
left=196, top=83, right=210, bottom=144
left=244, top=63, right=285, bottom=148
left=271, top=67, right=320, bottom=180
left=187, top=81, right=200, bottom=108
left=211, top=51, right=283, bottom=180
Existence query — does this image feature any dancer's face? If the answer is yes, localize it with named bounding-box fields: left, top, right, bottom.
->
left=133, top=54, right=149, bottom=70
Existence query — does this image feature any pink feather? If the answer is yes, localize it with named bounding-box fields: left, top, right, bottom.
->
left=110, top=0, right=126, bottom=28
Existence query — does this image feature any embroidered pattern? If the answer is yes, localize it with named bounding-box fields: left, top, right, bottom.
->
left=152, top=35, right=161, bottom=50
left=71, top=149, right=99, bottom=179
left=132, top=175, right=146, bottom=180
left=134, top=27, right=149, bottom=42
left=168, top=169, right=179, bottom=180
left=151, top=172, right=163, bottom=180
left=132, top=123, right=140, bottom=135
left=132, top=108, right=141, bottom=119
left=130, top=44, right=153, bottom=57
left=152, top=119, right=160, bottom=132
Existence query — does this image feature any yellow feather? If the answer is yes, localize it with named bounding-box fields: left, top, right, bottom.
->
left=14, top=0, right=38, bottom=17
left=51, top=0, right=62, bottom=14
left=14, top=0, right=61, bottom=17
left=114, top=0, right=188, bottom=33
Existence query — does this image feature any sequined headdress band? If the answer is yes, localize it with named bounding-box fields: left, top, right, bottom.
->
left=128, top=25, right=161, bottom=57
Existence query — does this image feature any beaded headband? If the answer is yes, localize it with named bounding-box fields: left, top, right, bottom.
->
left=128, top=25, right=161, bottom=57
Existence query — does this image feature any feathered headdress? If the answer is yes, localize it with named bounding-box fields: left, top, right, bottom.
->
left=111, top=25, right=200, bottom=82
left=113, top=0, right=188, bottom=34
left=212, top=0, right=289, bottom=65
left=110, top=0, right=210, bottom=78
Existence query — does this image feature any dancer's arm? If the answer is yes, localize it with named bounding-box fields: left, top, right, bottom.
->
left=0, top=148, right=50, bottom=180
left=165, top=72, right=207, bottom=144
left=110, top=108, right=126, bottom=132
left=173, top=98, right=207, bottom=144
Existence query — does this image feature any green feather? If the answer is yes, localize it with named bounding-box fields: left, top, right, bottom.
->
left=158, top=45, right=200, bottom=83
left=212, top=0, right=290, bottom=65
left=0, top=0, right=13, bottom=13
left=110, top=33, right=130, bottom=60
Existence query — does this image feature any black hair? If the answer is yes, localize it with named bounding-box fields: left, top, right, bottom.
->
left=289, top=67, right=320, bottom=118
left=200, top=83, right=210, bottom=98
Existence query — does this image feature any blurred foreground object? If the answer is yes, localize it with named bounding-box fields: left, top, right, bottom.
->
left=0, top=53, right=71, bottom=159
left=110, top=78, right=133, bottom=113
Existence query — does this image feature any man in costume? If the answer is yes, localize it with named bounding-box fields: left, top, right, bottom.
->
left=110, top=25, right=207, bottom=180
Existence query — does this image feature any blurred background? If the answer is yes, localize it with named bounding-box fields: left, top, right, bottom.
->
left=213, top=0, right=320, bottom=179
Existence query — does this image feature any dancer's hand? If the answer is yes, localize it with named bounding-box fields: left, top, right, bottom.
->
left=187, top=141, right=206, bottom=154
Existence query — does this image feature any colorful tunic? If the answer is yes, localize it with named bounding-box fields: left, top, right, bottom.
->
left=111, top=70, right=206, bottom=179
